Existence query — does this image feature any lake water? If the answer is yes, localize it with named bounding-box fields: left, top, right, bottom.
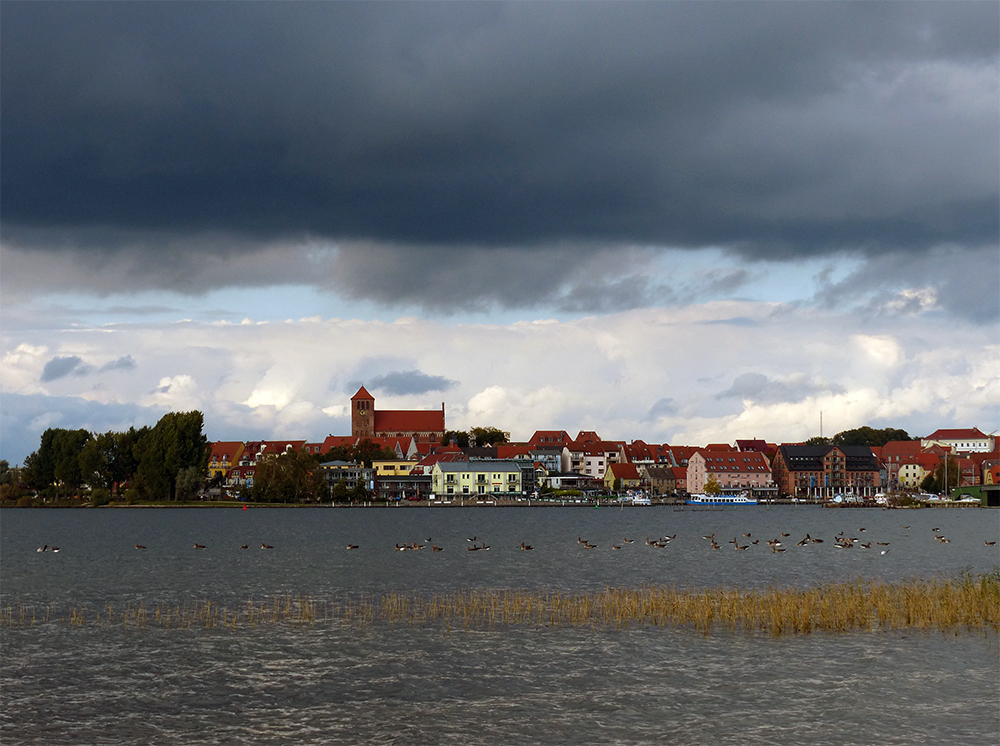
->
left=3, top=505, right=999, bottom=745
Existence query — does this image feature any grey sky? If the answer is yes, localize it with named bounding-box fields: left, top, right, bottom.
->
left=2, top=1, right=996, bottom=315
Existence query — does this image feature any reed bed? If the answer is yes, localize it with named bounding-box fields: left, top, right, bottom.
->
left=3, top=574, right=998, bottom=636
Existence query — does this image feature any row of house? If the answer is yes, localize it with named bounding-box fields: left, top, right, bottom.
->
left=207, top=427, right=999, bottom=501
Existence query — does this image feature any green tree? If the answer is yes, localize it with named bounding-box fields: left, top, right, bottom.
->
left=832, top=426, right=913, bottom=447
left=175, top=466, right=204, bottom=501
left=442, top=430, right=470, bottom=448
left=23, top=428, right=90, bottom=494
left=348, top=481, right=369, bottom=502
left=805, top=436, right=831, bottom=446
left=469, top=426, right=510, bottom=447
left=329, top=478, right=349, bottom=502
left=704, top=476, right=722, bottom=495
left=134, top=412, right=209, bottom=500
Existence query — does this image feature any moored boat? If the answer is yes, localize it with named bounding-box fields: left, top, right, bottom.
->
left=685, top=493, right=757, bottom=505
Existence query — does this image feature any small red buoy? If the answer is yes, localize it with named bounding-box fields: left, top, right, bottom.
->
left=242, top=504, right=248, bottom=510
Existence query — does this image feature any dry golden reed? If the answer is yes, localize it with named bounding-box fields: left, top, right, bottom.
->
left=4, top=574, right=998, bottom=636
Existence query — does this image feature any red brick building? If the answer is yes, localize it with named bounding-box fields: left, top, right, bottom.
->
left=771, top=444, right=881, bottom=498
left=350, top=386, right=446, bottom=444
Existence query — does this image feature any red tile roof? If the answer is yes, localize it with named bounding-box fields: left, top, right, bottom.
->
left=496, top=444, right=534, bottom=459
left=374, top=409, right=445, bottom=433
left=351, top=386, right=373, bottom=401
left=528, top=430, right=573, bottom=447
left=261, top=440, right=306, bottom=455
left=322, top=435, right=358, bottom=452
left=209, top=441, right=243, bottom=460
left=608, top=463, right=641, bottom=481
left=925, top=428, right=989, bottom=440
left=880, top=440, right=924, bottom=458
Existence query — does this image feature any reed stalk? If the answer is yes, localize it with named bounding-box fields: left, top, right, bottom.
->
left=4, top=573, right=997, bottom=636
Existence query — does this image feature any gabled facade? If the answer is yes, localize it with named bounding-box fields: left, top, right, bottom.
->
left=604, top=462, right=642, bottom=492
left=562, top=440, right=621, bottom=477
left=208, top=441, right=244, bottom=479
left=642, top=466, right=676, bottom=495
left=528, top=430, right=574, bottom=448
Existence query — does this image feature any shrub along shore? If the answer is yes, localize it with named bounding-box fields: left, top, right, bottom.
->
left=5, top=573, right=998, bottom=636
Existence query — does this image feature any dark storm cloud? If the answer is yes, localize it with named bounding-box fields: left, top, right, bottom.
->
left=2, top=2, right=997, bottom=305
left=40, top=356, right=89, bottom=382
left=367, top=370, right=458, bottom=396
left=100, top=355, right=137, bottom=373
left=814, top=245, right=1000, bottom=323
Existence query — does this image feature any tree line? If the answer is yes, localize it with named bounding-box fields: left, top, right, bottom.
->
left=14, top=411, right=208, bottom=504
left=806, top=426, right=914, bottom=447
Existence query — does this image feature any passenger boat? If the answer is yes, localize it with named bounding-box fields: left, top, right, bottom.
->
left=685, top=493, right=757, bottom=505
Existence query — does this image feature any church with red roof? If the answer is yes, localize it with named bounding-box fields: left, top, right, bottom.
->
left=351, top=386, right=446, bottom=444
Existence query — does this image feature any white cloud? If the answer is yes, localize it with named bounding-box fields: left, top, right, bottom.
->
left=1, top=301, right=997, bottom=464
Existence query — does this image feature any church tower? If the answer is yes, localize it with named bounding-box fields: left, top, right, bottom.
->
left=351, top=386, right=375, bottom=439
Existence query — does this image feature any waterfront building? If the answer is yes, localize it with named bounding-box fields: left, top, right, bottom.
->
left=319, top=460, right=375, bottom=494
left=642, top=466, right=676, bottom=495
left=771, top=444, right=881, bottom=498
left=686, top=450, right=773, bottom=494
left=430, top=460, right=522, bottom=498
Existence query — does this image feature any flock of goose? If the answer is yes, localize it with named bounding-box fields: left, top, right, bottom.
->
left=33, top=525, right=998, bottom=555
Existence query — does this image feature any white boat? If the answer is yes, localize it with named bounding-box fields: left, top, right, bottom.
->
left=685, top=493, right=757, bottom=505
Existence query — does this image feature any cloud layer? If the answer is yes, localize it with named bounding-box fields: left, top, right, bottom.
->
left=2, top=2, right=996, bottom=315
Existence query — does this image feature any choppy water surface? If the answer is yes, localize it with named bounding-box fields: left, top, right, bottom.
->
left=3, top=506, right=999, bottom=745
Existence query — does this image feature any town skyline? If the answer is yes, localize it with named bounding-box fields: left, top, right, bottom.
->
left=2, top=2, right=997, bottom=467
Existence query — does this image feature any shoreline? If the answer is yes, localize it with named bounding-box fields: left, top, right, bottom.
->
left=1, top=499, right=987, bottom=509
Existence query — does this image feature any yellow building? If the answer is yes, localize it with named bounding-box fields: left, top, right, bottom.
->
left=208, top=441, right=245, bottom=480
left=372, top=460, right=417, bottom=478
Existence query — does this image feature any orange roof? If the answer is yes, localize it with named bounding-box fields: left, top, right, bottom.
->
left=374, top=409, right=445, bottom=433
left=351, top=386, right=373, bottom=401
